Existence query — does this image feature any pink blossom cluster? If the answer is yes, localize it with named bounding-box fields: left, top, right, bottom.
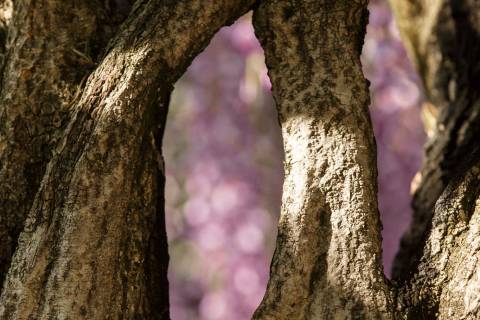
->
left=164, top=16, right=282, bottom=320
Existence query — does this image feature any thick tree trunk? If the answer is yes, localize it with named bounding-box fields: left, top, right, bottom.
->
left=252, top=1, right=393, bottom=319
left=0, top=1, right=255, bottom=318
left=253, top=0, right=480, bottom=319
left=0, top=0, right=125, bottom=288
left=389, top=0, right=480, bottom=281
left=1, top=0, right=479, bottom=319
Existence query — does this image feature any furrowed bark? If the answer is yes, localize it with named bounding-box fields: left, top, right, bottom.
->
left=0, top=1, right=255, bottom=318
left=252, top=1, right=393, bottom=319
left=388, top=1, right=480, bottom=317
left=389, top=0, right=480, bottom=280
left=399, top=153, right=480, bottom=319
left=0, top=0, right=126, bottom=289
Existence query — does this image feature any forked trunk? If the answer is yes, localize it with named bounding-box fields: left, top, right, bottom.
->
left=0, top=0, right=479, bottom=319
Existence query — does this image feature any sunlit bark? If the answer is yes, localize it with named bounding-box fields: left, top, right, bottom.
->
left=253, top=1, right=480, bottom=319
left=252, top=1, right=393, bottom=318
left=390, top=0, right=480, bottom=283
left=0, top=0, right=125, bottom=288
left=0, top=0, right=478, bottom=319
left=0, top=1, right=255, bottom=318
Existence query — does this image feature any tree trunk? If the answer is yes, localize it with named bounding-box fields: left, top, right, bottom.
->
left=252, top=1, right=393, bottom=318
left=0, top=0, right=125, bottom=288
left=0, top=1, right=255, bottom=318
left=389, top=0, right=480, bottom=282
left=0, top=0, right=479, bottom=319
left=252, top=0, right=480, bottom=319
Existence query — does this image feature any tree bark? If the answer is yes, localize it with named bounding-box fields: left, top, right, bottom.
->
left=0, top=0, right=11, bottom=68
left=1, top=0, right=479, bottom=319
left=399, top=159, right=480, bottom=319
left=0, top=1, right=255, bottom=318
left=0, top=0, right=125, bottom=288
left=253, top=0, right=480, bottom=319
left=252, top=1, right=393, bottom=319
left=389, top=0, right=480, bottom=281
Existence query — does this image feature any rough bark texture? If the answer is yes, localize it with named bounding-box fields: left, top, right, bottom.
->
left=0, top=0, right=127, bottom=289
left=400, top=155, right=480, bottom=319
left=1, top=0, right=479, bottom=319
left=0, top=0, right=255, bottom=319
left=252, top=1, right=393, bottom=319
left=386, top=1, right=480, bottom=317
left=389, top=0, right=480, bottom=281
left=252, top=1, right=480, bottom=319
left=0, top=0, right=11, bottom=68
